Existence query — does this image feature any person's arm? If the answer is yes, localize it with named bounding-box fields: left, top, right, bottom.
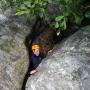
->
left=30, top=55, right=38, bottom=75
left=47, top=50, right=52, bottom=55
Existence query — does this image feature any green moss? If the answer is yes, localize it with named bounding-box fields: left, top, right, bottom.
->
left=0, top=40, right=14, bottom=53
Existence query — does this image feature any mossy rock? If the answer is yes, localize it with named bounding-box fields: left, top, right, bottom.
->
left=0, top=40, right=14, bottom=53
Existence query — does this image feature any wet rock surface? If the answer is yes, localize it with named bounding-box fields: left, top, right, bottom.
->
left=26, top=30, right=90, bottom=90
left=0, top=9, right=30, bottom=90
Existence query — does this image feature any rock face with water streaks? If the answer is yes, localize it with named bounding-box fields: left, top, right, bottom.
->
left=0, top=9, right=30, bottom=90
left=26, top=30, right=90, bottom=90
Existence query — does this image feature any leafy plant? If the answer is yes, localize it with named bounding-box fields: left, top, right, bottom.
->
left=53, top=0, right=84, bottom=31
left=1, top=0, right=89, bottom=36
left=15, top=0, right=52, bottom=19
left=0, top=0, right=7, bottom=10
left=55, top=16, right=67, bottom=30
left=85, top=11, right=90, bottom=18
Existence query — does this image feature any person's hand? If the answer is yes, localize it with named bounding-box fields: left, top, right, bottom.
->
left=47, top=50, right=52, bottom=55
left=30, top=70, right=37, bottom=75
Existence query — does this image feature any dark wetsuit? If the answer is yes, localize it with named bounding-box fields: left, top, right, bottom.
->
left=29, top=53, right=45, bottom=71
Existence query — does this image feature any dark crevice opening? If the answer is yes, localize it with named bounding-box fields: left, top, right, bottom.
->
left=21, top=17, right=49, bottom=90
left=21, top=17, right=84, bottom=90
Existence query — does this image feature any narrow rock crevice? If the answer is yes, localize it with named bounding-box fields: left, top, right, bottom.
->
left=21, top=17, right=49, bottom=90
left=21, top=18, right=80, bottom=90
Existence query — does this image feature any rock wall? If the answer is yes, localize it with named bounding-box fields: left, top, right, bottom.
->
left=26, top=30, right=90, bottom=90
left=0, top=9, right=31, bottom=90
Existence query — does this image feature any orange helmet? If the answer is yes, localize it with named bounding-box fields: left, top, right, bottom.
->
left=32, top=44, right=40, bottom=50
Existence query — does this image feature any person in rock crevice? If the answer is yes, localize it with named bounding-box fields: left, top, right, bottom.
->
left=29, top=44, right=46, bottom=75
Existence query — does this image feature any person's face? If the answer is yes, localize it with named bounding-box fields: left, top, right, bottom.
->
left=33, top=48, right=40, bottom=56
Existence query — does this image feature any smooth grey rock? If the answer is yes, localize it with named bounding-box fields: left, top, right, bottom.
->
left=26, top=30, right=90, bottom=90
left=0, top=14, right=7, bottom=22
left=0, top=9, right=30, bottom=90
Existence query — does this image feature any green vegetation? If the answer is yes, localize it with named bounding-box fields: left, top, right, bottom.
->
left=85, top=11, right=90, bottom=18
left=15, top=0, right=90, bottom=32
left=0, top=0, right=17, bottom=10
left=0, top=0, right=90, bottom=33
left=54, top=0, right=84, bottom=30
left=0, top=0, right=16, bottom=12
left=15, top=0, right=52, bottom=18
